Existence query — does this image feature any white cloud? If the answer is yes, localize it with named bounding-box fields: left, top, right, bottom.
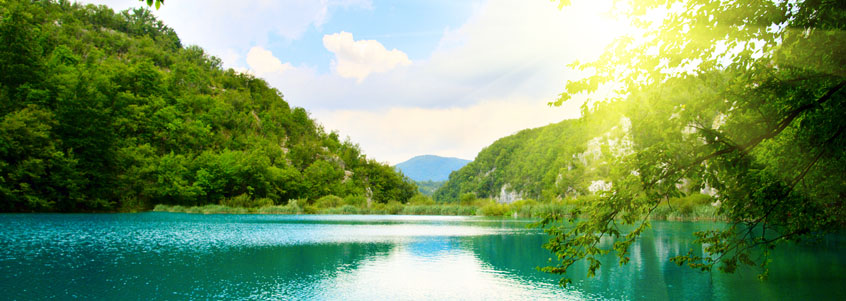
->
left=312, top=96, right=586, bottom=165
left=246, top=47, right=293, bottom=76
left=264, top=0, right=627, bottom=111
left=247, top=0, right=630, bottom=163
left=323, top=31, right=412, bottom=82
left=80, top=0, right=373, bottom=69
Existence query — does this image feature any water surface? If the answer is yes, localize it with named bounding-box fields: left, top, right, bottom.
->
left=0, top=213, right=843, bottom=300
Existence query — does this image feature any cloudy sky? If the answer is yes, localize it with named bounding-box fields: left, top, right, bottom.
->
left=81, top=0, right=627, bottom=164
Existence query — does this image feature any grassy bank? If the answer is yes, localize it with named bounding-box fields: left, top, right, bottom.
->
left=152, top=203, right=482, bottom=216
left=152, top=193, right=722, bottom=220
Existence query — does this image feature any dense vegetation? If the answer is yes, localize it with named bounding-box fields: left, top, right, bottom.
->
left=433, top=103, right=719, bottom=220
left=414, top=180, right=444, bottom=196
left=394, top=155, right=470, bottom=182
left=434, top=114, right=624, bottom=203
left=0, top=0, right=416, bottom=212
left=540, top=0, right=845, bottom=285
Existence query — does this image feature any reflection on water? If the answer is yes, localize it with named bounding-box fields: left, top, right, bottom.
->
left=316, top=237, right=583, bottom=300
left=0, top=213, right=843, bottom=300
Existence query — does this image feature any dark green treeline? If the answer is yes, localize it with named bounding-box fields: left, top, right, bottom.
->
left=0, top=0, right=416, bottom=212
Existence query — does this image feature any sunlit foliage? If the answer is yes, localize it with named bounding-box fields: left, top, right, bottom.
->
left=541, top=0, right=845, bottom=285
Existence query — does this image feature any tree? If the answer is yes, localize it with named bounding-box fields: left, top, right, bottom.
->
left=541, top=0, right=845, bottom=285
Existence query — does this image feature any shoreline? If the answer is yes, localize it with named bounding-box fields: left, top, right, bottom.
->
left=150, top=203, right=724, bottom=221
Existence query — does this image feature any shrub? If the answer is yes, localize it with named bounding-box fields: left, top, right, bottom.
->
left=408, top=194, right=435, bottom=205
left=257, top=205, right=299, bottom=214
left=153, top=204, right=172, bottom=212
left=457, top=206, right=479, bottom=215
left=303, top=205, right=319, bottom=214
left=315, top=195, right=343, bottom=208
left=343, top=195, right=367, bottom=207
left=385, top=201, right=404, bottom=214
left=693, top=205, right=717, bottom=220
left=220, top=193, right=252, bottom=207
left=479, top=203, right=509, bottom=216
left=369, top=203, right=387, bottom=214
left=670, top=193, right=714, bottom=217
left=651, top=205, right=673, bottom=220
left=459, top=192, right=477, bottom=205
left=511, top=199, right=539, bottom=208
left=253, top=198, right=274, bottom=207
left=323, top=205, right=365, bottom=214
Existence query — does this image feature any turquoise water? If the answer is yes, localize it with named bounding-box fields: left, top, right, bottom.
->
left=0, top=213, right=844, bottom=300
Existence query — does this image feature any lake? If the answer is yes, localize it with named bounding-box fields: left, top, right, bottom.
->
left=0, top=213, right=844, bottom=300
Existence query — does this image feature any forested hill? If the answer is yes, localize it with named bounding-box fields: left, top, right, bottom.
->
left=434, top=106, right=625, bottom=203
left=0, top=0, right=416, bottom=212
left=394, top=155, right=470, bottom=182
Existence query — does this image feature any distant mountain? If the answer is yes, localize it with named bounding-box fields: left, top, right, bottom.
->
left=395, top=155, right=471, bottom=182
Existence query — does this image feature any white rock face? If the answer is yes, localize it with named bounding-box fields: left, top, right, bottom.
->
left=700, top=183, right=718, bottom=197
left=588, top=180, right=612, bottom=193
left=578, top=137, right=603, bottom=166
left=495, top=184, right=523, bottom=204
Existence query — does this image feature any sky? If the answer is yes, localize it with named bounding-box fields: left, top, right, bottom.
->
left=80, top=0, right=628, bottom=164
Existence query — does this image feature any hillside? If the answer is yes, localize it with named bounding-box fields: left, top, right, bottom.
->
left=434, top=107, right=625, bottom=203
left=394, top=155, right=470, bottom=182
left=0, top=0, right=416, bottom=212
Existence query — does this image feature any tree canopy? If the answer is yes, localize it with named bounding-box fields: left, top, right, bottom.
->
left=541, top=0, right=845, bottom=285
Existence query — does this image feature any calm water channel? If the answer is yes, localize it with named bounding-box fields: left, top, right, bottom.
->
left=0, top=213, right=844, bottom=300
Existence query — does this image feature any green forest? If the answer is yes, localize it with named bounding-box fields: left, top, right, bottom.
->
left=0, top=0, right=417, bottom=212
left=434, top=111, right=622, bottom=203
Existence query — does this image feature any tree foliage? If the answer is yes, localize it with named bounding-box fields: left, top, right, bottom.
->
left=434, top=111, right=623, bottom=203
left=541, top=0, right=845, bottom=285
left=0, top=0, right=416, bottom=212
left=139, top=0, right=164, bottom=10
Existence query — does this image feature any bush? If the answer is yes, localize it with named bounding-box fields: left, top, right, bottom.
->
left=220, top=193, right=253, bottom=208
left=479, top=203, right=509, bottom=216
left=253, top=198, right=275, bottom=207
left=153, top=204, right=172, bottom=212
left=343, top=195, right=367, bottom=207
left=670, top=193, right=714, bottom=217
left=651, top=205, right=673, bottom=220
left=400, top=205, right=431, bottom=215
left=323, top=205, right=366, bottom=214
left=408, top=194, right=435, bottom=205
left=511, top=199, right=539, bottom=208
left=315, top=195, right=343, bottom=208
left=459, top=192, right=477, bottom=205
left=257, top=204, right=299, bottom=214
left=303, top=205, right=319, bottom=214
left=693, top=205, right=717, bottom=219
left=396, top=204, right=482, bottom=216
left=369, top=203, right=387, bottom=214
left=385, top=201, right=404, bottom=214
